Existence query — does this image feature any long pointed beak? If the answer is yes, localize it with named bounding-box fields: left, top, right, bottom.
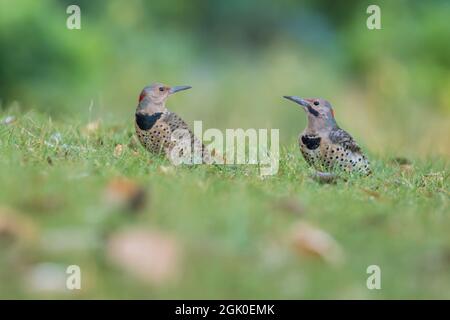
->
left=283, top=96, right=310, bottom=107
left=169, top=85, right=192, bottom=94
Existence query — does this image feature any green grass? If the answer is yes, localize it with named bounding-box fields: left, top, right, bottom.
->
left=0, top=110, right=449, bottom=299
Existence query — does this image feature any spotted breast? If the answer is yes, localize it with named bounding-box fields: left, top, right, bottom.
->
left=135, top=111, right=211, bottom=163
left=299, top=129, right=370, bottom=175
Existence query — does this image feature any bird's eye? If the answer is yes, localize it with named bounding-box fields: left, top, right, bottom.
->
left=159, top=87, right=164, bottom=92
left=313, top=101, right=319, bottom=106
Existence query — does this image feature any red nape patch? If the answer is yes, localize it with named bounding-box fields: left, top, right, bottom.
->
left=331, top=109, right=335, bottom=117
left=139, top=92, right=145, bottom=102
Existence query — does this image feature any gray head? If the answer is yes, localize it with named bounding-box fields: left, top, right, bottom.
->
left=138, top=82, right=191, bottom=106
left=283, top=96, right=337, bottom=131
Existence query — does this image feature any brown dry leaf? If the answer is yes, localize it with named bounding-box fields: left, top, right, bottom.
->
left=114, top=144, right=124, bottom=157
left=107, top=228, right=181, bottom=285
left=104, top=178, right=147, bottom=212
left=290, top=222, right=344, bottom=266
left=0, top=207, right=38, bottom=245
left=273, top=197, right=305, bottom=216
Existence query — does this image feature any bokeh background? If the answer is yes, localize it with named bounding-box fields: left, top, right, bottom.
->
left=0, top=0, right=449, bottom=299
left=1, top=0, right=449, bottom=156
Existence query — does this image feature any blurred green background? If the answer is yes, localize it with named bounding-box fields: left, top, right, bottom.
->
left=0, top=0, right=449, bottom=300
left=1, top=0, right=449, bottom=156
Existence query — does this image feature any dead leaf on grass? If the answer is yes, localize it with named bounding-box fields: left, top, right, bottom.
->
left=103, top=178, right=147, bottom=212
left=0, top=207, right=38, bottom=245
left=290, top=222, right=344, bottom=266
left=107, top=228, right=181, bottom=285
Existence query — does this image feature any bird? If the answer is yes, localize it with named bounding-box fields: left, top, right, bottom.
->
left=135, top=83, right=212, bottom=164
left=283, top=96, right=371, bottom=175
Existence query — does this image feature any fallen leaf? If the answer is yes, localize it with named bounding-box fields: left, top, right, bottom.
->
left=290, top=222, right=344, bottom=266
left=114, top=144, right=124, bottom=157
left=104, top=178, right=147, bottom=212
left=107, top=228, right=181, bottom=285
left=0, top=207, right=38, bottom=245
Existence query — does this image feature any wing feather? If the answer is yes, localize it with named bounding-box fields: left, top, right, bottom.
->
left=329, top=128, right=361, bottom=153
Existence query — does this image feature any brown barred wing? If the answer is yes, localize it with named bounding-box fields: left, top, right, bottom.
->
left=329, top=127, right=361, bottom=153
left=162, top=112, right=212, bottom=164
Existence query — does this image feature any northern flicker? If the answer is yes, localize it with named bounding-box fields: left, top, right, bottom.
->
left=135, top=83, right=212, bottom=164
left=283, top=96, right=371, bottom=175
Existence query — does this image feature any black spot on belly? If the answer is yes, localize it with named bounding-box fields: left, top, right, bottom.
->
left=301, top=135, right=321, bottom=150
left=135, top=112, right=163, bottom=130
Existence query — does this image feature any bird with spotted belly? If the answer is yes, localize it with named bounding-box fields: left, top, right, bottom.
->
left=135, top=83, right=212, bottom=163
left=283, top=96, right=371, bottom=175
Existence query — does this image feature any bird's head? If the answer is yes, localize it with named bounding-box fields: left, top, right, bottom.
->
left=283, top=96, right=337, bottom=130
left=139, top=83, right=192, bottom=106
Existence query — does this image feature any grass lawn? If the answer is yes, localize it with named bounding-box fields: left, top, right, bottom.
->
left=0, top=109, right=449, bottom=299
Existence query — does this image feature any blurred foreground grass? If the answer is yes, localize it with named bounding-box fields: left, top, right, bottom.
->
left=0, top=110, right=448, bottom=299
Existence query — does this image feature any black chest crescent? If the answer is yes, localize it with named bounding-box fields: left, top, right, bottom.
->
left=301, top=135, right=321, bottom=150
left=135, top=112, right=163, bottom=131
